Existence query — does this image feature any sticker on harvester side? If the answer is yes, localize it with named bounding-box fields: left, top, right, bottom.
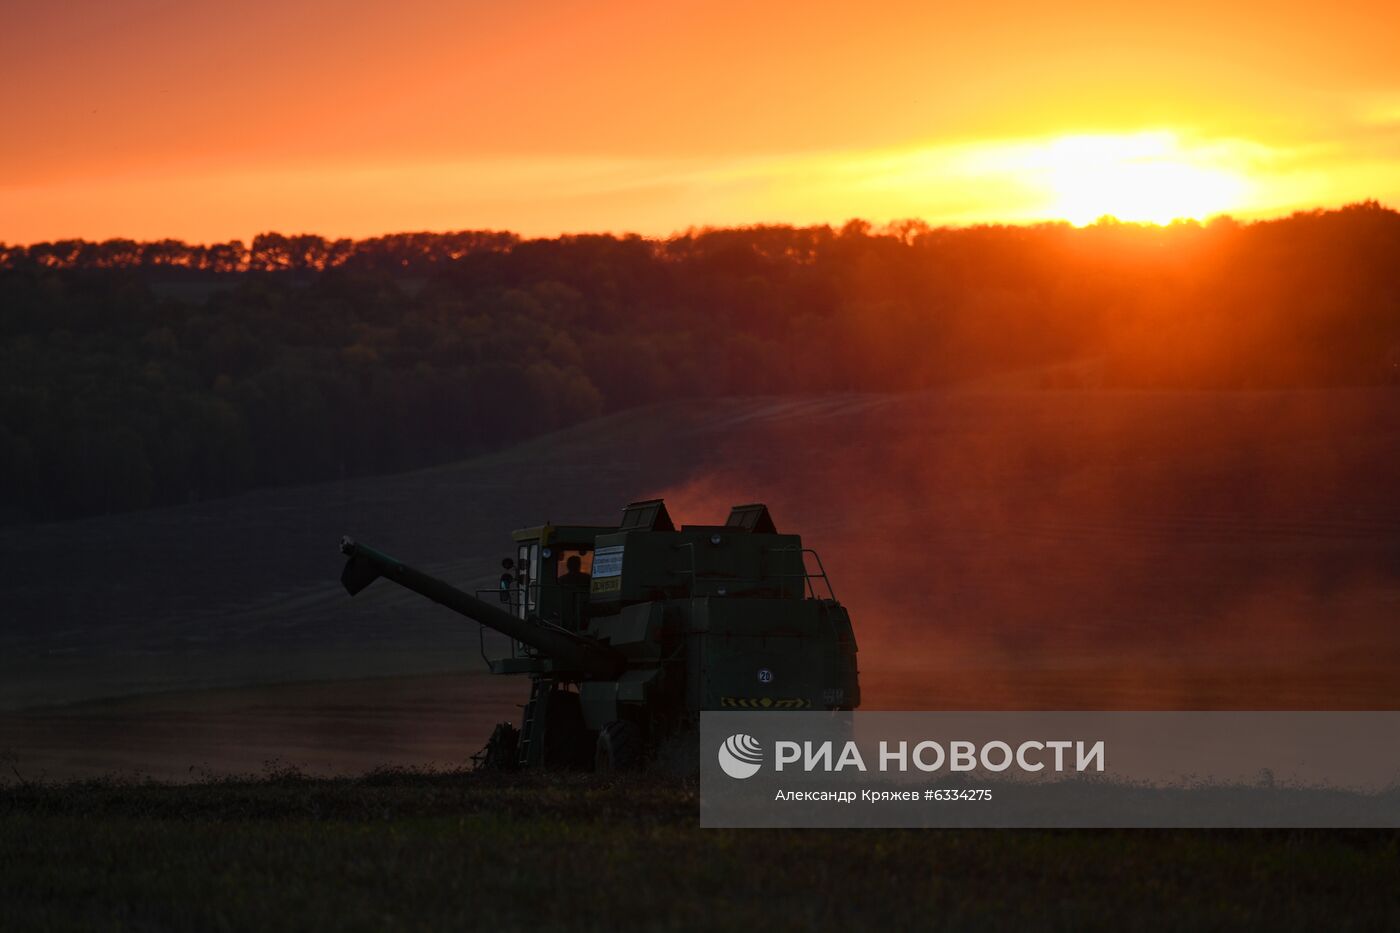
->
left=721, top=697, right=812, bottom=709
left=592, top=545, right=625, bottom=578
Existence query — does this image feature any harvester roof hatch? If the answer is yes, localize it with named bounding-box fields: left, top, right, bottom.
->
left=725, top=503, right=777, bottom=533
left=620, top=499, right=675, bottom=532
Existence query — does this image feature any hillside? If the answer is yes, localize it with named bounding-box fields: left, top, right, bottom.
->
left=3, top=384, right=1399, bottom=776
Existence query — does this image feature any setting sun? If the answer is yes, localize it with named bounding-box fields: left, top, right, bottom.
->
left=1032, top=132, right=1252, bottom=225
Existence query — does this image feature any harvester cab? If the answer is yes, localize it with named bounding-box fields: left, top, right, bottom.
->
left=340, top=498, right=860, bottom=771
left=501, top=524, right=609, bottom=635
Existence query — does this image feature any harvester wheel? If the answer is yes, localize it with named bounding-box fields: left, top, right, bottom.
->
left=542, top=690, right=594, bottom=770
left=595, top=720, right=643, bottom=772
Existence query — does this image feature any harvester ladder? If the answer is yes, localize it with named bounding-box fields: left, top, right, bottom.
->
left=517, top=677, right=550, bottom=768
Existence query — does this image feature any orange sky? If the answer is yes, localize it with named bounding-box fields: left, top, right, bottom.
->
left=3, top=0, right=1399, bottom=241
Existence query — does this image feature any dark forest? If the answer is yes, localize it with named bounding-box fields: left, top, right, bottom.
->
left=2, top=202, right=1397, bottom=522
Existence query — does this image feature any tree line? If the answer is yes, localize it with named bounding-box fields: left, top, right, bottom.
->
left=0, top=231, right=520, bottom=274
left=2, top=203, right=1397, bottom=522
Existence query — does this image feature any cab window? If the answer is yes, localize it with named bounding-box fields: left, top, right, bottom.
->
left=516, top=542, right=540, bottom=618
left=556, top=547, right=593, bottom=583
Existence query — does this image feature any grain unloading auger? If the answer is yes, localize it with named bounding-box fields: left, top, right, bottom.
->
left=340, top=499, right=860, bottom=771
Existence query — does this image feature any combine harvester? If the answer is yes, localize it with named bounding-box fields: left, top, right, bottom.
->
left=340, top=499, right=860, bottom=771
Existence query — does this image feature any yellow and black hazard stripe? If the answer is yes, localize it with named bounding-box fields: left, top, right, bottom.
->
left=720, top=697, right=812, bottom=709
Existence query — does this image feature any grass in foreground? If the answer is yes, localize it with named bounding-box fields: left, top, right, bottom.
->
left=2, top=769, right=1399, bottom=932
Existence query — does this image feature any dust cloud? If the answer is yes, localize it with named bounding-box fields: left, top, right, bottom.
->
left=654, top=388, right=1400, bottom=707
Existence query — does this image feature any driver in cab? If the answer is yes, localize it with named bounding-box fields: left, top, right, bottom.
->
left=558, top=554, right=591, bottom=587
